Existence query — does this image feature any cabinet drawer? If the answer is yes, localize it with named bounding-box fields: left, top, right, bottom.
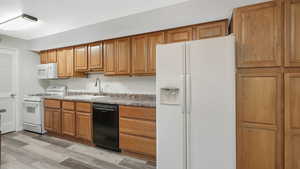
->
left=120, top=133, right=156, bottom=157
left=120, top=118, right=156, bottom=138
left=62, top=101, right=75, bottom=110
left=76, top=102, right=91, bottom=113
left=44, top=99, right=61, bottom=109
left=119, top=106, right=155, bottom=121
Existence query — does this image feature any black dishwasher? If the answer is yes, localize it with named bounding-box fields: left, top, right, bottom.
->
left=93, top=103, right=120, bottom=152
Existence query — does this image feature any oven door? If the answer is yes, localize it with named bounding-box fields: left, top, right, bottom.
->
left=23, top=101, right=42, bottom=125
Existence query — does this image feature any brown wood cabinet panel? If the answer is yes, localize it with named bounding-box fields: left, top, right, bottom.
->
left=76, top=112, right=92, bottom=141
left=285, top=73, right=300, bottom=169
left=104, top=40, right=116, bottom=75
left=119, top=106, right=156, bottom=121
left=57, top=49, right=67, bottom=78
left=285, top=0, right=300, bottom=67
left=44, top=99, right=61, bottom=109
left=65, top=47, right=75, bottom=77
left=131, top=35, right=148, bottom=74
left=62, top=110, right=76, bottom=136
left=75, top=45, right=88, bottom=72
left=88, top=42, right=103, bottom=71
left=239, top=127, right=277, bottom=169
left=47, top=50, right=57, bottom=63
left=166, top=27, right=193, bottom=43
left=120, top=133, right=156, bottom=157
left=234, top=1, right=282, bottom=68
left=62, top=101, right=75, bottom=110
left=44, top=109, right=53, bottom=132
left=76, top=102, right=91, bottom=113
left=237, top=70, right=283, bottom=169
left=147, top=32, right=165, bottom=74
left=120, top=118, right=156, bottom=138
left=40, top=51, right=48, bottom=64
left=193, top=20, right=227, bottom=40
left=52, top=110, right=62, bottom=134
left=116, top=38, right=131, bottom=75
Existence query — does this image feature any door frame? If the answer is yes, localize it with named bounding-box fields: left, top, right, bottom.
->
left=0, top=47, right=18, bottom=133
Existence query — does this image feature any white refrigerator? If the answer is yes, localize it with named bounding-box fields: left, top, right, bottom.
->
left=156, top=35, right=236, bottom=169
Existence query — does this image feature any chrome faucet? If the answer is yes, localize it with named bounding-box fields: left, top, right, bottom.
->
left=95, top=78, right=103, bottom=94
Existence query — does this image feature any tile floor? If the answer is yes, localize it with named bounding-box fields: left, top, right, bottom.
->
left=1, top=131, right=156, bottom=169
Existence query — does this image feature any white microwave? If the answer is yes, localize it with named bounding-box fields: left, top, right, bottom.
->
left=37, top=63, right=57, bottom=79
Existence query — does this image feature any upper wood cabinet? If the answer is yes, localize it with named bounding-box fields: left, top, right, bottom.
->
left=57, top=49, right=66, bottom=78
left=193, top=20, right=227, bottom=40
left=88, top=42, right=103, bottom=71
left=104, top=40, right=116, bottom=75
left=40, top=51, right=48, bottom=64
left=237, top=69, right=283, bottom=169
left=234, top=1, right=282, bottom=68
left=166, top=27, right=193, bottom=43
left=115, top=38, right=131, bottom=75
left=284, top=72, right=300, bottom=169
left=285, top=0, right=300, bottom=67
left=47, top=50, right=57, bottom=63
left=131, top=32, right=165, bottom=75
left=74, top=45, right=88, bottom=72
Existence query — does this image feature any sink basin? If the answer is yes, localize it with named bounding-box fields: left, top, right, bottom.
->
left=64, top=95, right=108, bottom=101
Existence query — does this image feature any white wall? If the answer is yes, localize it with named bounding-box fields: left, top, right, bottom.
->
left=0, top=34, right=47, bottom=131
left=29, top=0, right=268, bottom=51
left=49, top=74, right=155, bottom=95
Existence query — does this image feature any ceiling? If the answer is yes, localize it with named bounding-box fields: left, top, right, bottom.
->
left=0, top=0, right=188, bottom=40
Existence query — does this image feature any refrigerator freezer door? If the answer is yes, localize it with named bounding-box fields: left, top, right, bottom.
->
left=186, top=35, right=236, bottom=169
left=156, top=42, right=187, bottom=169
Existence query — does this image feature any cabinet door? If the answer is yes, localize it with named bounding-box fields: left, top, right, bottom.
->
left=132, top=35, right=148, bottom=75
left=237, top=70, right=283, bottom=169
left=76, top=112, right=92, bottom=141
left=65, top=47, right=74, bottom=77
left=57, top=49, right=66, bottom=78
left=285, top=73, right=300, bottom=169
left=74, top=45, right=88, bottom=72
left=115, top=38, right=131, bottom=75
left=234, top=1, right=282, bottom=68
left=88, top=42, right=103, bottom=71
left=52, top=109, right=62, bottom=134
left=104, top=40, right=116, bottom=75
left=40, top=51, right=48, bottom=64
left=166, top=27, right=193, bottom=43
left=44, top=109, right=53, bottom=132
left=47, top=50, right=57, bottom=63
left=147, top=32, right=165, bottom=74
left=62, top=110, right=76, bottom=136
left=285, top=0, right=300, bottom=67
left=193, top=20, right=227, bottom=40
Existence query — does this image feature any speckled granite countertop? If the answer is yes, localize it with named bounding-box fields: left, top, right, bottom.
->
left=42, top=93, right=156, bottom=108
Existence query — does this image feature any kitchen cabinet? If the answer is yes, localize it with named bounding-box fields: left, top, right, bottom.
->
left=119, top=106, right=156, bottom=161
left=40, top=51, right=48, bottom=64
left=115, top=38, right=131, bottom=75
left=47, top=50, right=57, bottom=63
left=74, top=45, right=88, bottom=72
left=104, top=40, right=116, bottom=75
left=193, top=20, right=227, bottom=40
left=236, top=69, right=283, bottom=169
left=131, top=32, right=165, bottom=75
left=285, top=0, right=300, bottom=67
left=62, top=101, right=76, bottom=137
left=44, top=99, right=61, bottom=135
left=57, top=49, right=66, bottom=78
left=284, top=72, right=300, bottom=169
left=88, top=42, right=104, bottom=71
left=166, top=27, right=193, bottom=43
left=76, top=112, right=92, bottom=141
left=234, top=1, right=282, bottom=68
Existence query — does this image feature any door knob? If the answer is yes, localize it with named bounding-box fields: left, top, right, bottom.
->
left=10, top=94, right=16, bottom=98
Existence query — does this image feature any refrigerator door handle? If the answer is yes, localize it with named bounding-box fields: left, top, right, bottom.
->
left=186, top=74, right=191, bottom=114
left=181, top=75, right=186, bottom=114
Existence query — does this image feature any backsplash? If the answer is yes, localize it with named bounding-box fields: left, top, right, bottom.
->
left=48, top=74, right=156, bottom=94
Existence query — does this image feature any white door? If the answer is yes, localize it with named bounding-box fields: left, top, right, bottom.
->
left=186, top=36, right=236, bottom=169
left=0, top=48, right=17, bottom=134
left=156, top=42, right=187, bottom=169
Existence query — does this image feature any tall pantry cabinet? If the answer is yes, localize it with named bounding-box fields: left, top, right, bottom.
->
left=234, top=1, right=300, bottom=169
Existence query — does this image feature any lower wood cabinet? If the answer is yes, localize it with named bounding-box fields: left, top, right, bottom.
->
left=62, top=110, right=76, bottom=136
left=76, top=112, right=92, bottom=141
left=119, top=105, right=156, bottom=160
left=44, top=108, right=61, bottom=134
